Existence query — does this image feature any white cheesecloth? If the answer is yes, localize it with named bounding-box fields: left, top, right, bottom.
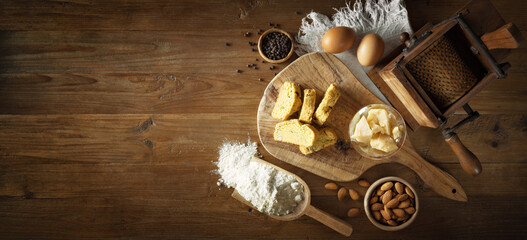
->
left=295, top=0, right=414, bottom=103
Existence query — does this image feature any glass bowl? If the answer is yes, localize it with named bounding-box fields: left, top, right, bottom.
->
left=348, top=104, right=406, bottom=160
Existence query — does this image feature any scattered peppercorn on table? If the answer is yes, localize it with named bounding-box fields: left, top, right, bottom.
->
left=0, top=0, right=526, bottom=239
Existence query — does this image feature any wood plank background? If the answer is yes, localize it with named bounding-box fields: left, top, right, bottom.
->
left=0, top=0, right=525, bottom=239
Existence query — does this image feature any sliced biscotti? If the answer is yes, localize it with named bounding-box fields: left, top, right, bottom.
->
left=272, top=81, right=302, bottom=120
left=299, top=89, right=317, bottom=124
left=299, top=128, right=337, bottom=155
left=274, top=119, right=318, bottom=147
left=313, top=84, right=341, bottom=125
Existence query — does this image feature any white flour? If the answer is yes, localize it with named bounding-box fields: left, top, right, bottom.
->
left=214, top=141, right=304, bottom=216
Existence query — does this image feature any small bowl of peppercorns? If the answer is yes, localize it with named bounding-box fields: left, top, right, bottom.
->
left=258, top=28, right=295, bottom=64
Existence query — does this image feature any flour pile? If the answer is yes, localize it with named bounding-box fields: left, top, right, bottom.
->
left=214, top=141, right=304, bottom=216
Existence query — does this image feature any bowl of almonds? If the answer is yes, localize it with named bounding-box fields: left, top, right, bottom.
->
left=363, top=177, right=418, bottom=231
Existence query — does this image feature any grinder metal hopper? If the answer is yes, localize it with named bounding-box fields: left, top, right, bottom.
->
left=367, top=0, right=521, bottom=176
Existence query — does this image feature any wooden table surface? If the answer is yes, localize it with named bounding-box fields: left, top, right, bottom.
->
left=0, top=0, right=526, bottom=239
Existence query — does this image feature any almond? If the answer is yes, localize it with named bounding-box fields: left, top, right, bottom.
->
left=337, top=187, right=347, bottom=201
left=347, top=208, right=361, bottom=217
left=397, top=215, right=409, bottom=222
left=324, top=182, right=338, bottom=190
left=405, top=186, right=415, bottom=198
left=404, top=207, right=416, bottom=215
left=387, top=219, right=398, bottom=226
left=373, top=211, right=382, bottom=221
left=376, top=188, right=385, bottom=196
left=398, top=199, right=411, bottom=209
left=384, top=205, right=393, bottom=218
left=371, top=203, right=383, bottom=211
left=369, top=196, right=378, bottom=204
left=380, top=181, right=393, bottom=191
left=392, top=208, right=406, bottom=218
left=380, top=209, right=391, bottom=220
left=397, top=193, right=409, bottom=202
left=348, top=188, right=360, bottom=201
left=386, top=198, right=399, bottom=208
left=382, top=190, right=392, bottom=204
left=395, top=182, right=404, bottom=194
left=358, top=179, right=371, bottom=187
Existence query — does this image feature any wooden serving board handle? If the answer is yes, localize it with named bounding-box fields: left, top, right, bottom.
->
left=395, top=143, right=468, bottom=202
left=304, top=205, right=353, bottom=237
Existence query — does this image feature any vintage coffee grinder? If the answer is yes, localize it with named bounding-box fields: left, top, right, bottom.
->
left=368, top=0, right=521, bottom=176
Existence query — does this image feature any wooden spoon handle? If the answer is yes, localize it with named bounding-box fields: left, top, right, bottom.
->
left=396, top=145, right=468, bottom=202
left=304, top=205, right=353, bottom=236
left=445, top=133, right=482, bottom=176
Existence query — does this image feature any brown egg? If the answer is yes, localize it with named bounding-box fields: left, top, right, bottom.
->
left=357, top=33, right=385, bottom=66
left=321, top=26, right=356, bottom=54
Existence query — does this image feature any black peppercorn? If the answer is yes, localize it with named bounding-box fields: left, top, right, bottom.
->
left=260, top=32, right=292, bottom=60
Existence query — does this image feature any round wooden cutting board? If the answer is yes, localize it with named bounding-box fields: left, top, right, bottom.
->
left=257, top=52, right=467, bottom=202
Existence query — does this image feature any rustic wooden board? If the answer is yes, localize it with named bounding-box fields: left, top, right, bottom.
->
left=257, top=52, right=466, bottom=202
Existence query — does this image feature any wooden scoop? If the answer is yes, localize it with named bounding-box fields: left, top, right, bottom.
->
left=231, top=156, right=353, bottom=237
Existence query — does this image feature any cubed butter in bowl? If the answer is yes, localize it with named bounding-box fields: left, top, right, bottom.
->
left=349, top=104, right=406, bottom=159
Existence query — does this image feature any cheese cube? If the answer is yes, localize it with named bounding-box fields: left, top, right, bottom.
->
left=367, top=109, right=391, bottom=135
left=392, top=126, right=402, bottom=141
left=370, top=134, right=398, bottom=153
left=351, top=116, right=372, bottom=144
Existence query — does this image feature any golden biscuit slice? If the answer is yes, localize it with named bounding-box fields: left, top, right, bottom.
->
left=313, top=84, right=340, bottom=125
left=274, top=119, right=318, bottom=147
left=299, top=89, right=316, bottom=124
left=299, top=128, right=337, bottom=155
left=272, top=81, right=302, bottom=120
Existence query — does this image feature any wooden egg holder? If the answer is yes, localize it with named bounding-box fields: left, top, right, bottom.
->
left=367, top=0, right=521, bottom=176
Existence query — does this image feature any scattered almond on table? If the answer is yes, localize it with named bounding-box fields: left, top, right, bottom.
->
left=358, top=179, right=371, bottom=187
left=324, top=182, right=364, bottom=218
left=348, top=188, right=360, bottom=200
left=324, top=182, right=338, bottom=190
left=337, top=187, right=348, bottom=201
left=347, top=208, right=361, bottom=218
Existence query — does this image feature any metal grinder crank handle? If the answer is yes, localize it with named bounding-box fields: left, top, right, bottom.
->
left=441, top=104, right=482, bottom=176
